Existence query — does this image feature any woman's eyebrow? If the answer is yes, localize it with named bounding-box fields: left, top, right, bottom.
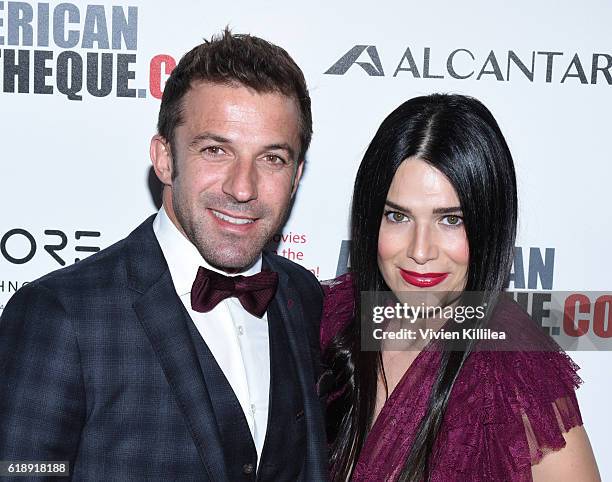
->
left=385, top=200, right=462, bottom=215
left=432, top=206, right=462, bottom=214
left=384, top=200, right=411, bottom=213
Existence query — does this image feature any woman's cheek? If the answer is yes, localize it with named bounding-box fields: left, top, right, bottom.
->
left=377, top=224, right=400, bottom=262
left=445, top=231, right=469, bottom=266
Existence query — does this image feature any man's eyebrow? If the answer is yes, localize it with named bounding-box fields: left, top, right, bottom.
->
left=385, top=200, right=462, bottom=215
left=188, top=134, right=296, bottom=160
left=264, top=143, right=295, bottom=161
left=189, top=132, right=231, bottom=148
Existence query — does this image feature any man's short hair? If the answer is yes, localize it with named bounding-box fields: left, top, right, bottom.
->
left=157, top=28, right=312, bottom=164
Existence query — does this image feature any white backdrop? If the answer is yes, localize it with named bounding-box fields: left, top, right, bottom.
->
left=1, top=0, right=610, bottom=478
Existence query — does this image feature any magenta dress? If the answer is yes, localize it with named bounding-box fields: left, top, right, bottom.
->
left=320, top=275, right=583, bottom=482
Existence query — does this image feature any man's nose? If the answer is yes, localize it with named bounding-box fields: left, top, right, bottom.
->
left=221, top=158, right=258, bottom=202
left=407, top=224, right=438, bottom=265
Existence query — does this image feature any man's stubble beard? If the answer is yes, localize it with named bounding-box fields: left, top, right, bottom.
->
left=172, top=190, right=291, bottom=272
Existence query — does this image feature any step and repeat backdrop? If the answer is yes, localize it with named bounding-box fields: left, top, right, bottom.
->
left=1, top=0, right=610, bottom=476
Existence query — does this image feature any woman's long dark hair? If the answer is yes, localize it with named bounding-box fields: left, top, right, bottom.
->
left=325, top=94, right=518, bottom=482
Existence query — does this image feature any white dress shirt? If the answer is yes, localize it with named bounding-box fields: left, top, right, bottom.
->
left=153, top=207, right=270, bottom=464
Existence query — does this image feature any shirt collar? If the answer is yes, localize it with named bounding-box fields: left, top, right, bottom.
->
left=153, top=206, right=262, bottom=296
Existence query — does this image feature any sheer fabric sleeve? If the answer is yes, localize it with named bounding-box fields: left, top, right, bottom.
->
left=509, top=351, right=583, bottom=464
left=432, top=298, right=584, bottom=481
left=433, top=350, right=583, bottom=482
left=486, top=298, right=584, bottom=466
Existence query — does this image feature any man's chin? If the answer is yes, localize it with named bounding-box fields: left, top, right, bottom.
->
left=199, top=249, right=263, bottom=273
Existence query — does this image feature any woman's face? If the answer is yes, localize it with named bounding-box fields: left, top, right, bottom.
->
left=377, top=157, right=469, bottom=295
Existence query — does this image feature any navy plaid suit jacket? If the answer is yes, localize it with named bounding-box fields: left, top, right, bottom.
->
left=0, top=216, right=328, bottom=481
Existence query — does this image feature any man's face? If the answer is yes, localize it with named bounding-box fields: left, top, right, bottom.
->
left=151, top=81, right=303, bottom=272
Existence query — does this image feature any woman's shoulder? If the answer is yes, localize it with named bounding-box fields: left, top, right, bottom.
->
left=435, top=346, right=584, bottom=480
left=456, top=347, right=582, bottom=424
left=442, top=298, right=584, bottom=474
left=320, top=272, right=355, bottom=351
left=457, top=296, right=582, bottom=419
left=469, top=296, right=582, bottom=405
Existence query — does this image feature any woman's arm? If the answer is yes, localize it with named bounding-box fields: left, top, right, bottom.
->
left=531, top=425, right=600, bottom=482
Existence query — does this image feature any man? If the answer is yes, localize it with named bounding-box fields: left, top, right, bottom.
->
left=0, top=30, right=327, bottom=481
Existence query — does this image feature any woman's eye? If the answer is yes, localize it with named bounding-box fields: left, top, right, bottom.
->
left=441, top=215, right=464, bottom=226
left=385, top=211, right=408, bottom=223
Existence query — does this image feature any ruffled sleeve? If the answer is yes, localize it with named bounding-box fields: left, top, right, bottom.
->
left=434, top=298, right=584, bottom=481
left=502, top=351, right=582, bottom=465
left=320, top=273, right=355, bottom=352
left=477, top=349, right=582, bottom=469
left=484, top=298, right=584, bottom=466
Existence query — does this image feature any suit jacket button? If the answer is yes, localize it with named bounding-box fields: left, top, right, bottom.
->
left=242, top=463, right=255, bottom=475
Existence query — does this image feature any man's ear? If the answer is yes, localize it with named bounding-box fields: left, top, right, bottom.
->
left=290, top=160, right=305, bottom=197
left=150, top=135, right=174, bottom=186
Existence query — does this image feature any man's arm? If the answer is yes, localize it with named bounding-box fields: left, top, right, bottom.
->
left=0, top=283, right=86, bottom=479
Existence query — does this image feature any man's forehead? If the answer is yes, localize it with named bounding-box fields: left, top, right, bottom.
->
left=184, top=81, right=297, bottom=114
left=179, top=82, right=301, bottom=142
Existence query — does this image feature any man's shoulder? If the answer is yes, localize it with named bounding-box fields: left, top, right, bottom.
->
left=264, top=251, right=321, bottom=293
left=0, top=233, right=134, bottom=342
left=24, top=215, right=158, bottom=297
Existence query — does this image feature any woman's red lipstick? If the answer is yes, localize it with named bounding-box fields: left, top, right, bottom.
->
left=399, top=269, right=448, bottom=288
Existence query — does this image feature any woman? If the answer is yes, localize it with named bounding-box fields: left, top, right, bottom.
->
left=321, top=94, right=600, bottom=481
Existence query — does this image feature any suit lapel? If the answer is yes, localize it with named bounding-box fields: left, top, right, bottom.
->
left=126, top=217, right=229, bottom=482
left=263, top=254, right=314, bottom=391
left=263, top=254, right=327, bottom=479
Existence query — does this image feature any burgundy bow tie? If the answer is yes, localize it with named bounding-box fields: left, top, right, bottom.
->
left=191, top=266, right=278, bottom=318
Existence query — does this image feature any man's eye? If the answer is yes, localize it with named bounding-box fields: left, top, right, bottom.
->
left=264, top=154, right=286, bottom=165
left=202, top=146, right=225, bottom=156
left=384, top=211, right=408, bottom=223
left=440, top=215, right=464, bottom=226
